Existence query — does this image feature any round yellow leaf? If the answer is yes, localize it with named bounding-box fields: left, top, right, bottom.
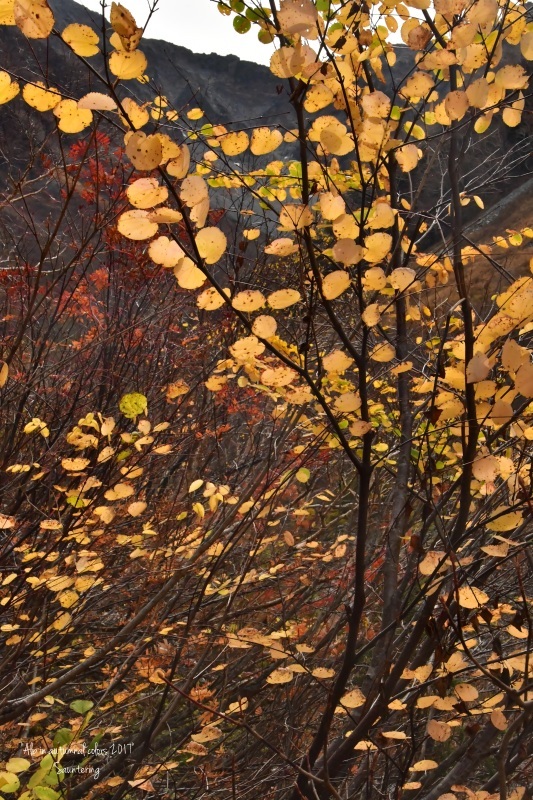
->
left=261, top=366, right=297, bottom=387
left=0, top=71, right=19, bottom=105
left=118, top=209, right=158, bottom=240
left=53, top=99, right=93, bottom=133
left=323, top=350, right=353, bottom=373
left=390, top=267, right=416, bottom=292
left=395, top=143, right=420, bottom=172
left=127, top=501, right=147, bottom=517
left=427, top=719, right=451, bottom=742
left=364, top=232, right=392, bottom=264
left=456, top=586, right=489, bottom=609
left=22, top=80, right=61, bottom=111
left=52, top=611, right=72, bottom=631
left=322, top=270, right=351, bottom=300
left=250, top=127, right=283, bottom=155
left=5, top=758, right=31, bottom=774
left=174, top=258, right=206, bottom=289
left=109, top=49, right=147, bottom=80
left=340, top=688, right=365, bottom=708
left=229, top=335, right=265, bottom=362
left=264, top=238, right=299, bottom=256
left=14, top=0, right=54, bottom=39
left=266, top=667, right=293, bottom=684
left=58, top=589, right=79, bottom=609
left=267, top=288, right=301, bottom=309
left=180, top=175, right=208, bottom=206
left=370, top=343, right=395, bottom=363
left=332, top=239, right=364, bottom=266
left=147, top=207, right=182, bottom=224
left=312, top=667, right=335, bottom=679
left=61, top=457, right=90, bottom=472
left=78, top=92, right=117, bottom=111
left=61, top=23, right=99, bottom=56
left=220, top=130, right=249, bottom=156
left=127, top=177, right=168, bottom=209
left=232, top=290, right=266, bottom=313
left=279, top=203, right=313, bottom=231
left=125, top=131, right=162, bottom=170
left=252, top=314, right=277, bottom=338
left=410, top=760, right=438, bottom=771
left=197, top=287, right=228, bottom=310
left=454, top=683, right=478, bottom=702
left=148, top=235, right=185, bottom=267
left=195, top=227, right=227, bottom=264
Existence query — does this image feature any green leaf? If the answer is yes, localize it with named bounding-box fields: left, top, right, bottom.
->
left=0, top=772, right=20, bottom=794
left=33, top=788, right=60, bottom=800
left=119, top=392, right=148, bottom=419
left=233, top=15, right=251, bottom=33
left=5, top=758, right=31, bottom=774
left=53, top=728, right=73, bottom=748
left=70, top=699, right=94, bottom=714
left=296, top=467, right=311, bottom=483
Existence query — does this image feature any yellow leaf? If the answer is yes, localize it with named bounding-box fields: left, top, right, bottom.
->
left=252, top=315, right=277, bottom=338
left=390, top=267, right=416, bottom=292
left=127, top=177, right=168, bottom=209
left=312, top=667, right=335, bottom=679
left=410, top=760, right=438, bottom=771
left=110, top=2, right=142, bottom=50
left=52, top=611, right=72, bottom=631
left=364, top=232, right=392, bottom=264
left=370, top=343, right=395, bottom=363
left=78, top=92, right=117, bottom=111
left=174, top=258, right=206, bottom=289
left=0, top=0, right=16, bottom=24
left=61, top=457, right=90, bottom=472
left=118, top=209, right=158, bottom=240
left=279, top=204, right=313, bottom=231
left=426, top=719, right=451, bottom=742
left=323, top=350, right=353, bottom=373
left=127, top=501, right=147, bottom=517
left=220, top=131, right=249, bottom=156
left=14, top=0, right=54, bottom=39
left=466, top=352, right=491, bottom=383
left=197, top=287, right=228, bottom=311
left=490, top=709, right=507, bottom=730
left=266, top=668, right=293, bottom=684
left=267, top=288, right=301, bottom=309
left=250, top=127, right=283, bottom=155
left=0, top=360, right=8, bottom=387
left=332, top=239, right=363, bottom=266
left=232, top=290, right=266, bottom=313
left=486, top=507, right=523, bottom=531
left=53, top=99, right=93, bottom=133
left=195, top=227, right=227, bottom=264
left=58, top=589, right=79, bottom=609
left=5, top=758, right=31, bottom=774
left=148, top=235, right=184, bottom=268
left=22, top=80, right=61, bottom=111
left=322, top=270, right=351, bottom=300
left=61, top=23, right=99, bottom=56
left=0, top=71, right=19, bottom=104
left=264, top=237, right=299, bottom=256
left=456, top=586, right=489, bottom=609
left=109, top=49, right=147, bottom=80
left=340, top=688, right=365, bottom=708
left=191, top=726, right=223, bottom=743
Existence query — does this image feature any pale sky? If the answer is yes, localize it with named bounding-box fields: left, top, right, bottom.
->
left=79, top=0, right=275, bottom=65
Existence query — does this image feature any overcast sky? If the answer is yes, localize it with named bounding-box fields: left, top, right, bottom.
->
left=79, top=0, right=275, bottom=64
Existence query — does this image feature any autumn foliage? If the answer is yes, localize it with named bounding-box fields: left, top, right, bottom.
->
left=0, top=1, right=533, bottom=799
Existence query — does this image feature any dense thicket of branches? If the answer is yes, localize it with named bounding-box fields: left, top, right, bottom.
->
left=0, top=1, right=532, bottom=800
